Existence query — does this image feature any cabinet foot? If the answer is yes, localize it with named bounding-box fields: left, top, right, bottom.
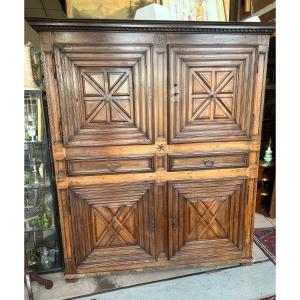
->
left=30, top=271, right=53, bottom=289
left=66, top=278, right=79, bottom=283
left=240, top=262, right=252, bottom=266
left=25, top=270, right=53, bottom=300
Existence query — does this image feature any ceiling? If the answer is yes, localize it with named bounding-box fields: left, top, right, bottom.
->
left=25, top=0, right=66, bottom=18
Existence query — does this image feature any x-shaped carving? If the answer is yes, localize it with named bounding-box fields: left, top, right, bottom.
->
left=191, top=70, right=234, bottom=120
left=188, top=198, right=227, bottom=239
left=94, top=205, right=135, bottom=247
left=82, top=71, right=132, bottom=123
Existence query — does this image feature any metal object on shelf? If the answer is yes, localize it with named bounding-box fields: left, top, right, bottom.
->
left=263, top=138, right=273, bottom=163
left=24, top=84, right=62, bottom=273
left=25, top=207, right=40, bottom=221
left=24, top=42, right=40, bottom=91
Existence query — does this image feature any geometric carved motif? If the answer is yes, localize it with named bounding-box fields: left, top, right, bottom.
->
left=69, top=182, right=156, bottom=268
left=93, top=205, right=136, bottom=247
left=191, top=69, right=235, bottom=120
left=169, top=45, right=257, bottom=144
left=82, top=68, right=133, bottom=123
left=187, top=198, right=227, bottom=240
left=168, top=179, right=247, bottom=259
left=53, top=44, right=153, bottom=146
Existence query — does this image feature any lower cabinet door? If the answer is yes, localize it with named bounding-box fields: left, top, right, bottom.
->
left=67, top=178, right=251, bottom=274
left=69, top=182, right=157, bottom=273
left=168, top=178, right=249, bottom=263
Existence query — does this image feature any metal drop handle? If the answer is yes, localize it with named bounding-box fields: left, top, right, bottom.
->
left=203, top=159, right=215, bottom=167
left=106, top=163, right=120, bottom=171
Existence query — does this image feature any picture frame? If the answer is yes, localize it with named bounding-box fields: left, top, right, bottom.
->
left=66, top=0, right=162, bottom=19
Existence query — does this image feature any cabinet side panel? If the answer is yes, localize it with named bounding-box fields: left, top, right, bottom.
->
left=251, top=45, right=269, bottom=138
left=40, top=32, right=62, bottom=144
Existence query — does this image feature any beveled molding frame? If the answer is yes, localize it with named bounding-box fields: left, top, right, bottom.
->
left=27, top=18, right=275, bottom=34
left=168, top=150, right=249, bottom=171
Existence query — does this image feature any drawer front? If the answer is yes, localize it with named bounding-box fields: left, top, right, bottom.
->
left=168, top=151, right=248, bottom=171
left=67, top=155, right=155, bottom=176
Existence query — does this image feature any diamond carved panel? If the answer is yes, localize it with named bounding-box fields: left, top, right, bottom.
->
left=82, top=69, right=133, bottom=124
left=54, top=45, right=153, bottom=147
left=190, top=68, right=236, bottom=121
left=169, top=46, right=257, bottom=144
left=69, top=182, right=156, bottom=270
left=93, top=205, right=136, bottom=247
left=168, top=179, right=247, bottom=260
left=187, top=198, right=227, bottom=240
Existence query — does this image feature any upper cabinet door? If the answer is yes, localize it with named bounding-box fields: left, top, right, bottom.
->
left=168, top=45, right=258, bottom=144
left=54, top=45, right=154, bottom=147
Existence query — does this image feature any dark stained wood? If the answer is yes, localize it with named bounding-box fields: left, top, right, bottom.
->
left=27, top=18, right=275, bottom=34
left=28, top=18, right=274, bottom=278
left=260, top=9, right=276, bottom=23
left=255, top=161, right=275, bottom=214
left=229, top=0, right=275, bottom=22
left=269, top=178, right=275, bottom=218
left=229, top=0, right=241, bottom=21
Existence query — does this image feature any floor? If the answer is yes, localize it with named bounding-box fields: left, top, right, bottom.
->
left=25, top=213, right=276, bottom=300
left=76, top=261, right=276, bottom=300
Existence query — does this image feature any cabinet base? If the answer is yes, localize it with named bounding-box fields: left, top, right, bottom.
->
left=240, top=262, right=253, bottom=266
left=63, top=257, right=253, bottom=280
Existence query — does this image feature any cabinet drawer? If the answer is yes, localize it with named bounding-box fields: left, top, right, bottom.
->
left=168, top=151, right=248, bottom=171
left=67, top=155, right=155, bottom=176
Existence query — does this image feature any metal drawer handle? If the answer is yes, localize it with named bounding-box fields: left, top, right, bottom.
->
left=106, top=163, right=120, bottom=171
left=203, top=159, right=215, bottom=167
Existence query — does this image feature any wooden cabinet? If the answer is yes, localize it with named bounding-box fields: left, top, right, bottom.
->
left=28, top=19, right=274, bottom=279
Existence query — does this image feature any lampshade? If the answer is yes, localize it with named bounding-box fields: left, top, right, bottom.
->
left=134, top=4, right=173, bottom=20
left=24, top=42, right=40, bottom=91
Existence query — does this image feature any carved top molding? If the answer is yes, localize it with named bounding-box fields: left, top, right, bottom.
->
left=27, top=18, right=275, bottom=35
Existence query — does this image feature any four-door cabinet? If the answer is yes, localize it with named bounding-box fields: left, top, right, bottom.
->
left=28, top=18, right=275, bottom=279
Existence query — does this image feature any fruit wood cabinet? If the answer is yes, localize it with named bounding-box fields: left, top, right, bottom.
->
left=28, top=18, right=275, bottom=279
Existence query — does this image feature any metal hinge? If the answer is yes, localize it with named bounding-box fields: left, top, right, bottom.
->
left=52, top=53, right=57, bottom=79
left=171, top=84, right=179, bottom=103
left=147, top=86, right=152, bottom=104
left=169, top=217, right=176, bottom=230
left=67, top=199, right=72, bottom=215
left=59, top=119, right=63, bottom=137
left=72, top=245, right=76, bottom=262
left=149, top=219, right=156, bottom=231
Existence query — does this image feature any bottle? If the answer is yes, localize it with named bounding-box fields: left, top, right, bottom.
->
left=264, top=138, right=273, bottom=163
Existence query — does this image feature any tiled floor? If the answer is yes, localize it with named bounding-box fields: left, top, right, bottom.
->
left=25, top=213, right=275, bottom=300
left=77, top=261, right=276, bottom=300
left=254, top=212, right=276, bottom=228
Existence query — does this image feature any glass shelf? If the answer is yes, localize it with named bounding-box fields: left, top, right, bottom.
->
left=25, top=226, right=55, bottom=233
left=24, top=141, right=43, bottom=144
left=24, top=89, right=63, bottom=273
left=24, top=183, right=51, bottom=190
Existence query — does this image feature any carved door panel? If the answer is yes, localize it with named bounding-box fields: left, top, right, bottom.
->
left=169, top=45, right=257, bottom=144
left=168, top=178, right=248, bottom=262
left=69, top=182, right=157, bottom=273
left=54, top=45, right=154, bottom=147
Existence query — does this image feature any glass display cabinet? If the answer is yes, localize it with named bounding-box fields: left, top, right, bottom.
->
left=24, top=47, right=63, bottom=273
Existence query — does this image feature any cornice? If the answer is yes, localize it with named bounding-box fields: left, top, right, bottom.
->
left=27, top=18, right=275, bottom=35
